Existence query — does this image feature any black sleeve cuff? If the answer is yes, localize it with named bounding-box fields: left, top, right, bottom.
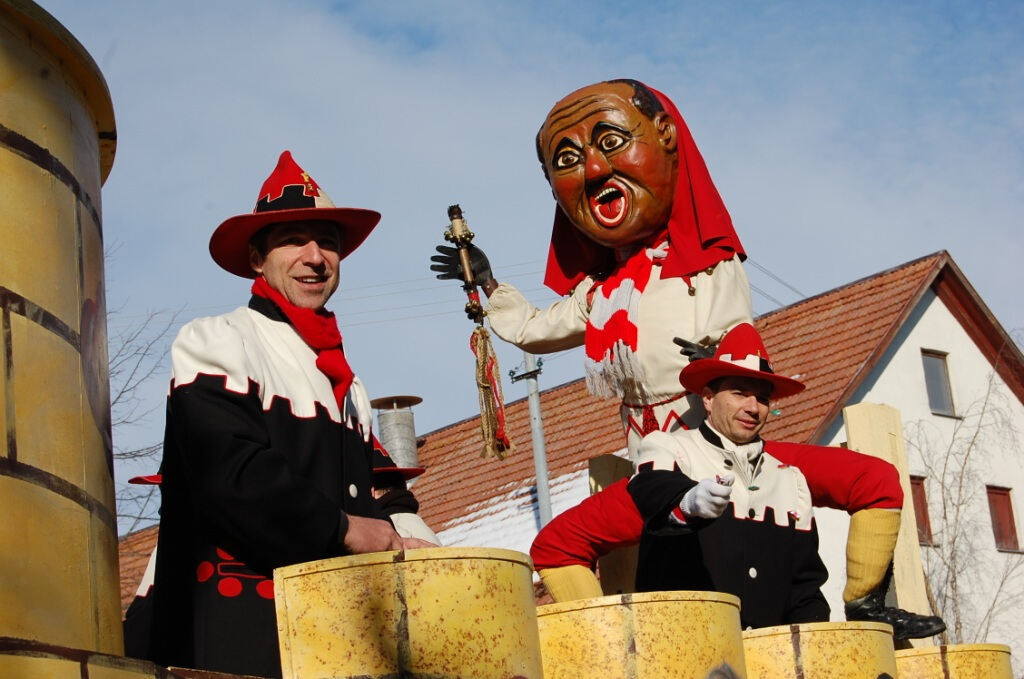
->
left=627, top=470, right=701, bottom=534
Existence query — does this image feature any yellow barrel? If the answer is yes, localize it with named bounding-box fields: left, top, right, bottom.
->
left=742, top=622, right=896, bottom=678
left=537, top=591, right=746, bottom=678
left=895, top=643, right=1013, bottom=678
left=0, top=636, right=166, bottom=678
left=0, top=0, right=118, bottom=657
left=274, top=547, right=543, bottom=679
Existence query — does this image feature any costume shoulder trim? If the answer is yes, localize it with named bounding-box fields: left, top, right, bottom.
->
left=169, top=307, right=344, bottom=422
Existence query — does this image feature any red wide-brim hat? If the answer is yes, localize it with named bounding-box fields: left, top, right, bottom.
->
left=209, top=150, right=381, bottom=278
left=679, top=323, right=805, bottom=399
left=371, top=442, right=426, bottom=481
left=373, top=464, right=426, bottom=482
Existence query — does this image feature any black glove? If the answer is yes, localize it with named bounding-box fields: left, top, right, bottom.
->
left=430, top=244, right=493, bottom=287
left=673, top=337, right=715, bottom=361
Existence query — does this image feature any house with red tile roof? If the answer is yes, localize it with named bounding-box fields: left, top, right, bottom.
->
left=119, top=250, right=1024, bottom=662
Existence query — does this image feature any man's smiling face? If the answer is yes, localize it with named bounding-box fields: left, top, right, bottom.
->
left=249, top=220, right=342, bottom=310
left=702, top=376, right=773, bottom=445
left=539, top=81, right=679, bottom=249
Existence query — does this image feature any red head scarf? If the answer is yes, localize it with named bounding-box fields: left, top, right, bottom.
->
left=542, top=84, right=746, bottom=295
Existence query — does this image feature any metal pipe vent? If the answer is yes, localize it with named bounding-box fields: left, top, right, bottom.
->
left=370, top=395, right=423, bottom=471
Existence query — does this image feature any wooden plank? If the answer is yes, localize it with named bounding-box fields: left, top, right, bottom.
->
left=588, top=454, right=637, bottom=596
left=843, top=402, right=936, bottom=649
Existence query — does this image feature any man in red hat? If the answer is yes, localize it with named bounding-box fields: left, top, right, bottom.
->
left=435, top=79, right=943, bottom=638
left=627, top=323, right=828, bottom=627
left=146, top=151, right=430, bottom=677
left=370, top=440, right=441, bottom=544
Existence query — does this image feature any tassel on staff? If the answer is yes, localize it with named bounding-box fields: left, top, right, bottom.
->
left=443, top=204, right=514, bottom=459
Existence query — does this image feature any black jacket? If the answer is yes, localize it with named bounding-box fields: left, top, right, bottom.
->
left=628, top=425, right=830, bottom=629
left=147, top=296, right=385, bottom=677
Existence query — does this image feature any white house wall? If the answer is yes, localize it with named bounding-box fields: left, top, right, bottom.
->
left=815, top=288, right=1024, bottom=665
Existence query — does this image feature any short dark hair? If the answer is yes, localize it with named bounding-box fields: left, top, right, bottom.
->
left=373, top=472, right=408, bottom=491
left=249, top=224, right=274, bottom=259
left=248, top=221, right=344, bottom=260
left=535, top=79, right=666, bottom=167
left=607, top=78, right=665, bottom=119
left=704, top=375, right=775, bottom=398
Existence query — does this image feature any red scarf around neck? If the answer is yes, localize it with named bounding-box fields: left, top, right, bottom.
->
left=251, top=277, right=354, bottom=407
left=583, top=239, right=668, bottom=398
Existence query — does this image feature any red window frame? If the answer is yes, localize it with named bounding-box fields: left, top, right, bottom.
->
left=910, top=476, right=934, bottom=546
left=986, top=486, right=1020, bottom=552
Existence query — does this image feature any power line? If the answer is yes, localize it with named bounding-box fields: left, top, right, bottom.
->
left=749, top=283, right=786, bottom=309
left=106, top=256, right=803, bottom=334
left=107, top=259, right=550, bottom=323
left=745, top=256, right=806, bottom=298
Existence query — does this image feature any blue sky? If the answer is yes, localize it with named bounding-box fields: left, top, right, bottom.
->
left=34, top=0, right=1023, bottom=523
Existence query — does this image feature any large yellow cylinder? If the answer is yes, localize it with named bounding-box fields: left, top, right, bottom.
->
left=536, top=591, right=746, bottom=678
left=274, top=547, right=543, bottom=679
left=0, top=636, right=169, bottom=678
left=895, top=643, right=1013, bottom=678
left=0, top=0, right=118, bottom=656
left=742, top=622, right=896, bottom=678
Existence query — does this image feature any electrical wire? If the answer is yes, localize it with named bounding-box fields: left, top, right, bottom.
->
left=107, top=256, right=810, bottom=336
left=745, top=256, right=806, bottom=298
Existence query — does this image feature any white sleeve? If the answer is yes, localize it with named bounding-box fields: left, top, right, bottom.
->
left=170, top=314, right=255, bottom=394
left=691, top=257, right=753, bottom=345
left=390, top=512, right=442, bottom=544
left=484, top=280, right=591, bottom=353
left=633, top=430, right=692, bottom=477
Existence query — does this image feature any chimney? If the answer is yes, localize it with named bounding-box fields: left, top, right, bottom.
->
left=370, top=395, right=422, bottom=472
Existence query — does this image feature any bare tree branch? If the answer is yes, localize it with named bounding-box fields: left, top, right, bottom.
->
left=107, top=302, right=181, bottom=533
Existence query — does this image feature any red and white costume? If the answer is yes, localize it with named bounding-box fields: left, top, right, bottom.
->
left=487, top=85, right=751, bottom=458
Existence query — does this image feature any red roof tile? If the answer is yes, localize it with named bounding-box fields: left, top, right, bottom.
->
left=756, top=252, right=944, bottom=442
left=118, top=524, right=158, bottom=613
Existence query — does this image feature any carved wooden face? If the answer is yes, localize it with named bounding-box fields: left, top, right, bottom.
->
left=539, top=82, right=679, bottom=249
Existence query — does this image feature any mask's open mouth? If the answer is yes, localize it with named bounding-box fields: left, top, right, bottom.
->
left=589, top=179, right=628, bottom=227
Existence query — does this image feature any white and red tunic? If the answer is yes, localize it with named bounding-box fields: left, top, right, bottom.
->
left=485, top=255, right=752, bottom=458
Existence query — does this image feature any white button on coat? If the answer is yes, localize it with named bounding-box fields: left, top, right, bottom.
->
left=348, top=484, right=358, bottom=498
left=748, top=567, right=757, bottom=579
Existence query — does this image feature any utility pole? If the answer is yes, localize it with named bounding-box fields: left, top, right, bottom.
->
left=511, top=351, right=552, bottom=526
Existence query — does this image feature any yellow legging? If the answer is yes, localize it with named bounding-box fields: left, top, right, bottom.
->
left=844, top=508, right=901, bottom=602
left=539, top=565, right=603, bottom=601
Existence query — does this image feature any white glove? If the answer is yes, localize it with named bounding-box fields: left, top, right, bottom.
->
left=679, top=474, right=735, bottom=519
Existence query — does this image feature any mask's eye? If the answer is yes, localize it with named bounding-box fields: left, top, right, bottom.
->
left=554, top=148, right=581, bottom=169
left=597, top=132, right=627, bottom=153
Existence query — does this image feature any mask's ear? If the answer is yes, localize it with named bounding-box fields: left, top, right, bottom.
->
left=654, top=112, right=678, bottom=153
left=249, top=244, right=264, bottom=276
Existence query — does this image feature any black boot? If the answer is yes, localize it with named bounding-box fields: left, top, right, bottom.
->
left=844, top=563, right=946, bottom=640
